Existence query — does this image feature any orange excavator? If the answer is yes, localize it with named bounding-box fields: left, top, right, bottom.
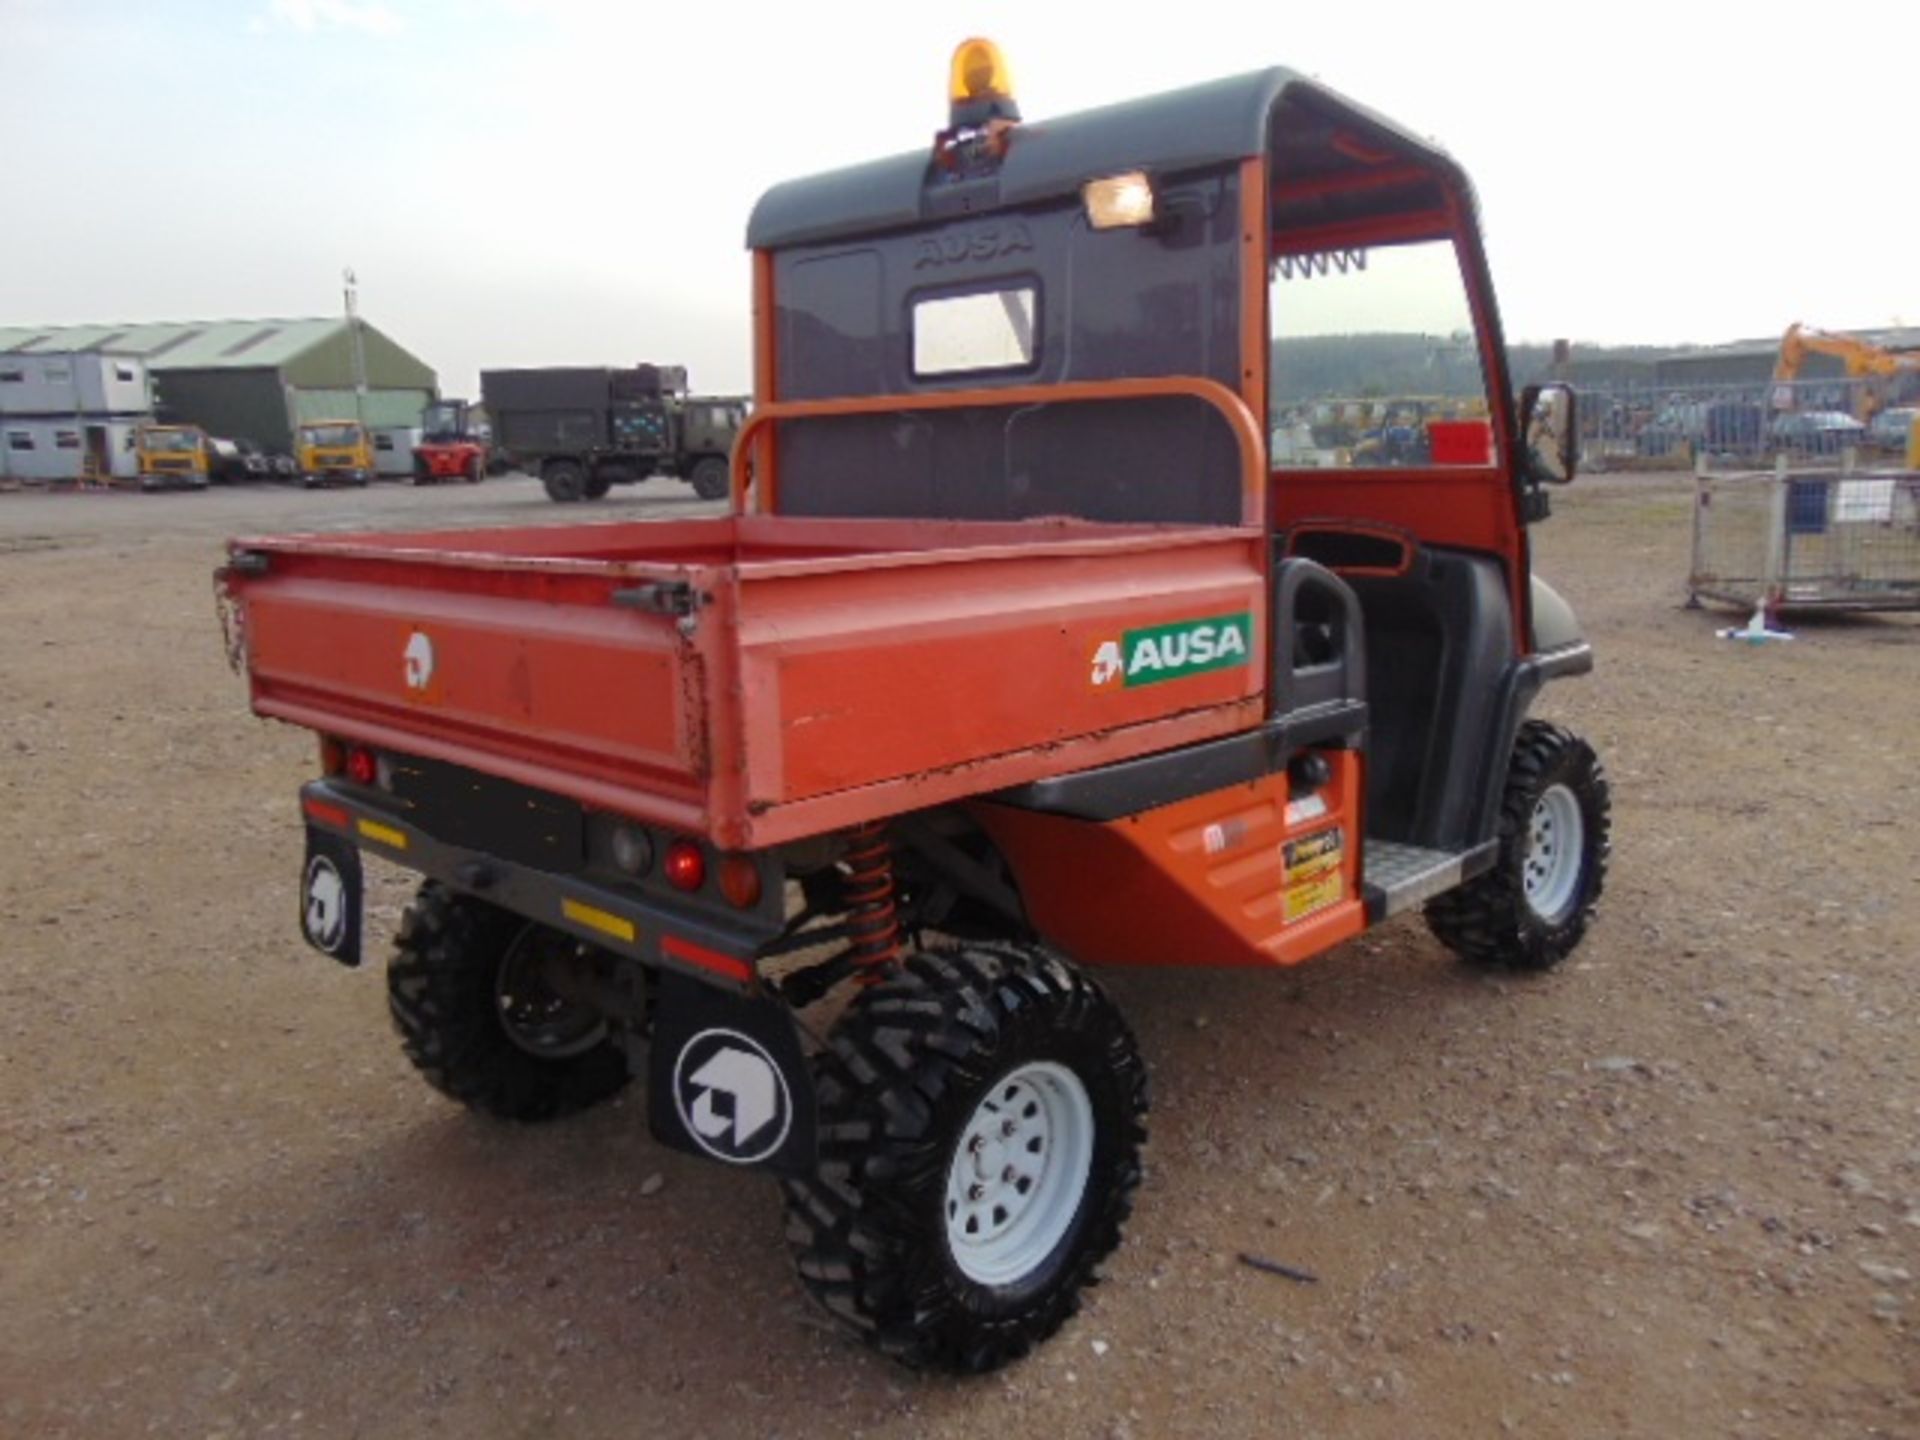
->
left=1773, top=323, right=1920, bottom=424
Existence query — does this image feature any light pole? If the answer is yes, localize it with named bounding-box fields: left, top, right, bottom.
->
left=344, top=266, right=369, bottom=432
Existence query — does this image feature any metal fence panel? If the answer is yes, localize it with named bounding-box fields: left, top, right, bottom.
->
left=1577, top=377, right=1920, bottom=470
left=1689, top=462, right=1920, bottom=613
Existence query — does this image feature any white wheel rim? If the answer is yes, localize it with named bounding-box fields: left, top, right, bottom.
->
left=1524, top=783, right=1585, bottom=924
left=944, top=1061, right=1094, bottom=1286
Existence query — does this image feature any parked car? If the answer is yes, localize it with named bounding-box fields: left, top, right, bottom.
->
left=205, top=437, right=255, bottom=484
left=1770, top=410, right=1867, bottom=455
left=1868, top=406, right=1918, bottom=454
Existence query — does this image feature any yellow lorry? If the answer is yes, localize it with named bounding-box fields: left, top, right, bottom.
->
left=134, top=423, right=211, bottom=491
left=296, top=420, right=374, bottom=488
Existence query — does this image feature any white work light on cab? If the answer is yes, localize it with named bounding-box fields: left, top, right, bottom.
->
left=1083, top=171, right=1158, bottom=229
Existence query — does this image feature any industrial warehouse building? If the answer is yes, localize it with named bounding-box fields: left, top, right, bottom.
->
left=0, top=317, right=437, bottom=462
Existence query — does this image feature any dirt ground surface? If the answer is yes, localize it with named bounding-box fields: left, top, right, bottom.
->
left=3, top=474, right=1916, bottom=1439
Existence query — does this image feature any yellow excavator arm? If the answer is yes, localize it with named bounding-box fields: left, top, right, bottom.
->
left=1774, top=324, right=1920, bottom=421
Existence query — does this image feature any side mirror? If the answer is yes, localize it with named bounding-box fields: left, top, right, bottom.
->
left=1520, top=382, right=1578, bottom=485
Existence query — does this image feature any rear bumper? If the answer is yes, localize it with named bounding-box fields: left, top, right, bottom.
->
left=298, top=777, right=771, bottom=993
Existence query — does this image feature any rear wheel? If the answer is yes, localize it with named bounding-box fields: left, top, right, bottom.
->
left=583, top=470, right=614, bottom=500
left=466, top=454, right=484, bottom=484
left=689, top=456, right=729, bottom=501
left=783, top=943, right=1148, bottom=1373
left=542, top=459, right=586, bottom=502
left=1425, top=719, right=1611, bottom=970
left=387, top=882, right=631, bottom=1121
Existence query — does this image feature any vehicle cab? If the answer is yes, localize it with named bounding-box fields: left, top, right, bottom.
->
left=134, top=423, right=210, bottom=490
left=296, top=419, right=373, bottom=487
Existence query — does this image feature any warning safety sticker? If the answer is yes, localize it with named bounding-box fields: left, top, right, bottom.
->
left=1282, top=827, right=1345, bottom=923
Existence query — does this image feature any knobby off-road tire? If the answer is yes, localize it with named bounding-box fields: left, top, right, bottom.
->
left=1425, top=719, right=1611, bottom=970
left=784, top=943, right=1148, bottom=1373
left=387, top=882, right=630, bottom=1121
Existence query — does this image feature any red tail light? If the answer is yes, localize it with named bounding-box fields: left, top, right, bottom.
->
left=664, top=840, right=706, bottom=892
left=718, top=855, right=762, bottom=909
left=346, top=746, right=378, bottom=787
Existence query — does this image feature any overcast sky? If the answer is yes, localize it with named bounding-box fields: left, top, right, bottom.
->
left=3, top=0, right=1914, bottom=396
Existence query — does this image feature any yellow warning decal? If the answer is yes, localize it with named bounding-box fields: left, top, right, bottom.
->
left=356, top=818, right=408, bottom=850
left=1282, top=827, right=1344, bottom=923
left=561, top=897, right=637, bottom=944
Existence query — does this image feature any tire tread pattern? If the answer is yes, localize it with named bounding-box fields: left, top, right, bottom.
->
left=783, top=942, right=1148, bottom=1373
left=1425, top=719, right=1611, bottom=970
left=386, top=882, right=629, bottom=1122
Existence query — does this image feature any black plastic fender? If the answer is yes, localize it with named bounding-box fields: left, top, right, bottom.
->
left=646, top=973, right=817, bottom=1176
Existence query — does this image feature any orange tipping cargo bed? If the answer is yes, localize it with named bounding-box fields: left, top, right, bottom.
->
left=225, top=514, right=1268, bottom=849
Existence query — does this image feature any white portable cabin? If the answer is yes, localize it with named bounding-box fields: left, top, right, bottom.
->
left=372, top=424, right=421, bottom=478
left=0, top=351, right=151, bottom=481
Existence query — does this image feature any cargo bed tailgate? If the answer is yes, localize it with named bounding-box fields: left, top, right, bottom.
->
left=223, top=515, right=1267, bottom=848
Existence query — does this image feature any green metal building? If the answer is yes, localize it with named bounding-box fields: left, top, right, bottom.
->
left=0, top=317, right=436, bottom=451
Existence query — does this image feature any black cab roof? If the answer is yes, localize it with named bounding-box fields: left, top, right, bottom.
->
left=746, top=66, right=1466, bottom=250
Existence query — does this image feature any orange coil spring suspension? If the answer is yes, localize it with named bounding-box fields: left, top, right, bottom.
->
left=842, top=821, right=902, bottom=977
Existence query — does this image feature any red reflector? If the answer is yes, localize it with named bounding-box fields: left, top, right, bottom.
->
left=302, top=796, right=350, bottom=829
left=664, top=840, right=706, bottom=892
left=661, top=934, right=753, bottom=984
left=718, top=855, right=762, bottom=909
left=318, top=736, right=346, bottom=776
left=346, top=746, right=378, bottom=786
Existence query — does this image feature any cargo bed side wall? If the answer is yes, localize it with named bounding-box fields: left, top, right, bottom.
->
left=734, top=533, right=1267, bottom=808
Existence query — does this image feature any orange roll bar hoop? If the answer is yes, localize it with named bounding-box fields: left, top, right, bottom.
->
left=729, top=375, right=1268, bottom=530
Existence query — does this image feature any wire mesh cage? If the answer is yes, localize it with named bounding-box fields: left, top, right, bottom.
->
left=1689, top=459, right=1920, bottom=613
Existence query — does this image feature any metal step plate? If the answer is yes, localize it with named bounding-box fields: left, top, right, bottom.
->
left=1363, top=839, right=1493, bottom=920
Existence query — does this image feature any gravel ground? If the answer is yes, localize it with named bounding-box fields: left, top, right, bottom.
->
left=2, top=474, right=1915, bottom=1438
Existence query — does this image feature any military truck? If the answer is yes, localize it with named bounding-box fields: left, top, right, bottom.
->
left=479, top=364, right=745, bottom=503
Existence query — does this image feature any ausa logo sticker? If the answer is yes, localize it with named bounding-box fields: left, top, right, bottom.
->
left=403, top=630, right=436, bottom=691
left=1090, top=612, right=1253, bottom=688
left=672, top=1027, right=793, bottom=1165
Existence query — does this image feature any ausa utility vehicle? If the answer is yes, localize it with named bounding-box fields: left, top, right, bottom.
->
left=219, top=42, right=1608, bottom=1374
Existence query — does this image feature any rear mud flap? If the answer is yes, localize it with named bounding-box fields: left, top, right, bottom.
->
left=647, top=972, right=816, bottom=1177
left=300, top=825, right=363, bottom=968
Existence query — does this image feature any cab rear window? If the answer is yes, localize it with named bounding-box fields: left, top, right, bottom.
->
left=912, top=286, right=1038, bottom=378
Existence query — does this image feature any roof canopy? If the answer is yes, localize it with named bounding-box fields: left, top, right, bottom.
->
left=0, top=317, right=349, bottom=370
left=747, top=66, right=1467, bottom=250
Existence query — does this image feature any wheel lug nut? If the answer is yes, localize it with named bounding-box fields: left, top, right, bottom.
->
left=968, top=1183, right=986, bottom=1201
left=1001, top=1120, right=1018, bottom=1138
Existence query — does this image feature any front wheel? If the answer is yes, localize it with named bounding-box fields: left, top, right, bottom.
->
left=1425, top=719, right=1611, bottom=970
left=387, top=883, right=631, bottom=1121
left=688, top=456, right=730, bottom=501
left=784, top=943, right=1148, bottom=1373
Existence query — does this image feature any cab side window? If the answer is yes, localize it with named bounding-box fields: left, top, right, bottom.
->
left=1269, top=239, right=1496, bottom=470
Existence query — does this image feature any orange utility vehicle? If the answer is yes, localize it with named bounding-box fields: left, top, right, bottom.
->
left=218, top=43, right=1608, bottom=1374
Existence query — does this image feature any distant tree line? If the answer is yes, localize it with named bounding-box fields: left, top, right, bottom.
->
left=1271, top=334, right=1684, bottom=402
